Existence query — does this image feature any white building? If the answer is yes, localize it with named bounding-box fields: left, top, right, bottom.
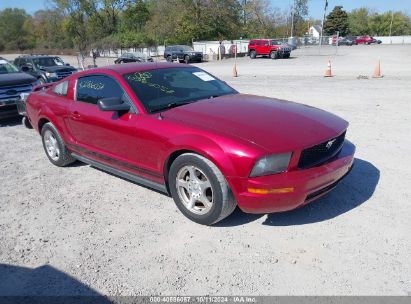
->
left=309, top=25, right=322, bottom=38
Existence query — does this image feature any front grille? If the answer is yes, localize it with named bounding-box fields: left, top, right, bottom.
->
left=298, top=131, right=346, bottom=169
left=0, top=84, right=32, bottom=102
left=56, top=71, right=73, bottom=79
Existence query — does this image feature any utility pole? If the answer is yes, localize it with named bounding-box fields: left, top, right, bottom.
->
left=319, top=0, right=328, bottom=51
left=290, top=0, right=296, bottom=37
left=389, top=11, right=394, bottom=44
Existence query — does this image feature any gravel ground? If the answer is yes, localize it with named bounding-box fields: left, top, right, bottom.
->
left=0, top=45, right=410, bottom=296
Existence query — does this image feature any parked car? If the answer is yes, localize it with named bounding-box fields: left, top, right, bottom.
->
left=248, top=39, right=292, bottom=59
left=0, top=57, right=38, bottom=120
left=114, top=52, right=154, bottom=64
left=22, top=62, right=355, bottom=225
left=332, top=36, right=354, bottom=46
left=346, top=36, right=359, bottom=45
left=371, top=37, right=382, bottom=44
left=354, top=35, right=381, bottom=45
left=164, top=45, right=203, bottom=63
left=281, top=42, right=297, bottom=50
left=14, top=55, right=77, bottom=84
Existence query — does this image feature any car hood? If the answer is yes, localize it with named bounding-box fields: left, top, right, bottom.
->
left=163, top=94, right=348, bottom=152
left=0, top=72, right=37, bottom=86
left=40, top=66, right=76, bottom=73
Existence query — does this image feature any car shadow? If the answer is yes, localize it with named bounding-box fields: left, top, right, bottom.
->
left=0, top=263, right=111, bottom=301
left=216, top=158, right=379, bottom=227
left=0, top=116, right=22, bottom=127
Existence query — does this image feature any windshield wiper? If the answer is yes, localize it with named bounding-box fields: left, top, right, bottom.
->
left=150, top=101, right=192, bottom=113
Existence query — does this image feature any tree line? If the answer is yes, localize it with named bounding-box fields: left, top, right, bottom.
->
left=0, top=0, right=410, bottom=54
left=323, top=6, right=411, bottom=37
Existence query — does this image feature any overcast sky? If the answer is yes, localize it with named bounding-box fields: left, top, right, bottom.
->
left=0, top=0, right=410, bottom=19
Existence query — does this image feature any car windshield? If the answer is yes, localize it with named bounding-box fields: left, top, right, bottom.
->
left=131, top=52, right=145, bottom=58
left=32, top=57, right=65, bottom=69
left=176, top=45, right=193, bottom=51
left=0, top=59, right=19, bottom=74
left=123, top=67, right=237, bottom=113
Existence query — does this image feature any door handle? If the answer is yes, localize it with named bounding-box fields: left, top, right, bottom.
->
left=71, top=111, right=81, bottom=120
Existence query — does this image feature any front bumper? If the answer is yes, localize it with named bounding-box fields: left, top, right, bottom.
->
left=228, top=140, right=355, bottom=214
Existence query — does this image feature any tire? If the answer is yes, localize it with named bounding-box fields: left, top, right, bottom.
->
left=269, top=51, right=278, bottom=59
left=38, top=78, right=46, bottom=84
left=22, top=116, right=32, bottom=129
left=166, top=55, right=173, bottom=62
left=249, top=50, right=256, bottom=59
left=284, top=53, right=290, bottom=58
left=184, top=55, right=190, bottom=64
left=169, top=153, right=237, bottom=225
left=41, top=122, right=75, bottom=167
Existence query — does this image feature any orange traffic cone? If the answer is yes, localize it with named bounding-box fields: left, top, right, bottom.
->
left=232, top=64, right=238, bottom=77
left=324, top=60, right=333, bottom=77
left=372, top=60, right=383, bottom=78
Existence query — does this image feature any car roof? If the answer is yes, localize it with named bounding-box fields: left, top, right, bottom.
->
left=76, top=62, right=193, bottom=77
left=18, top=55, right=60, bottom=59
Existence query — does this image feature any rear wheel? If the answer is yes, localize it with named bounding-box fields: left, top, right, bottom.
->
left=41, top=122, right=75, bottom=167
left=169, top=153, right=237, bottom=225
left=249, top=50, right=256, bottom=59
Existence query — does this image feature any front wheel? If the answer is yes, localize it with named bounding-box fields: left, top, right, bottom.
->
left=169, top=153, right=237, bottom=225
left=269, top=51, right=278, bottom=59
left=22, top=116, right=32, bottom=129
left=41, top=122, right=75, bottom=167
left=184, top=55, right=190, bottom=64
left=166, top=55, right=173, bottom=62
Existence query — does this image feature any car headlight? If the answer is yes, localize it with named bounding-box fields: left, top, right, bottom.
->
left=250, top=152, right=292, bottom=177
left=45, top=72, right=57, bottom=78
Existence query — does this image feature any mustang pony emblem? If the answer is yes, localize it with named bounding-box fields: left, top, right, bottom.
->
left=326, top=139, right=337, bottom=149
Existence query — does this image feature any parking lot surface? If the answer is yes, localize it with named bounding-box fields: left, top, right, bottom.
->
left=1, top=45, right=410, bottom=296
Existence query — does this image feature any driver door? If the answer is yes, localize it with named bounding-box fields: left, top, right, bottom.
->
left=67, top=74, right=141, bottom=170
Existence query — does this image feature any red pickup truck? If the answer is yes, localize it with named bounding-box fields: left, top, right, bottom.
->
left=248, top=39, right=291, bottom=59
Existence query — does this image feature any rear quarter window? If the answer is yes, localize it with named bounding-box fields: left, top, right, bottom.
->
left=52, top=81, right=69, bottom=96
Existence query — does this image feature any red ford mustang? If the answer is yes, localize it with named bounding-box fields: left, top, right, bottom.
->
left=23, top=63, right=355, bottom=225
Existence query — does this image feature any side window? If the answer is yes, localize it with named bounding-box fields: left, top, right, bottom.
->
left=256, top=41, right=261, bottom=46
left=263, top=41, right=269, bottom=46
left=76, top=75, right=125, bottom=105
left=53, top=81, right=68, bottom=96
left=19, top=58, right=27, bottom=66
left=249, top=41, right=255, bottom=46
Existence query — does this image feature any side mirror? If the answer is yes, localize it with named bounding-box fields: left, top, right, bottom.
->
left=21, top=65, right=30, bottom=72
left=97, top=97, right=130, bottom=112
left=65, top=63, right=70, bottom=66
